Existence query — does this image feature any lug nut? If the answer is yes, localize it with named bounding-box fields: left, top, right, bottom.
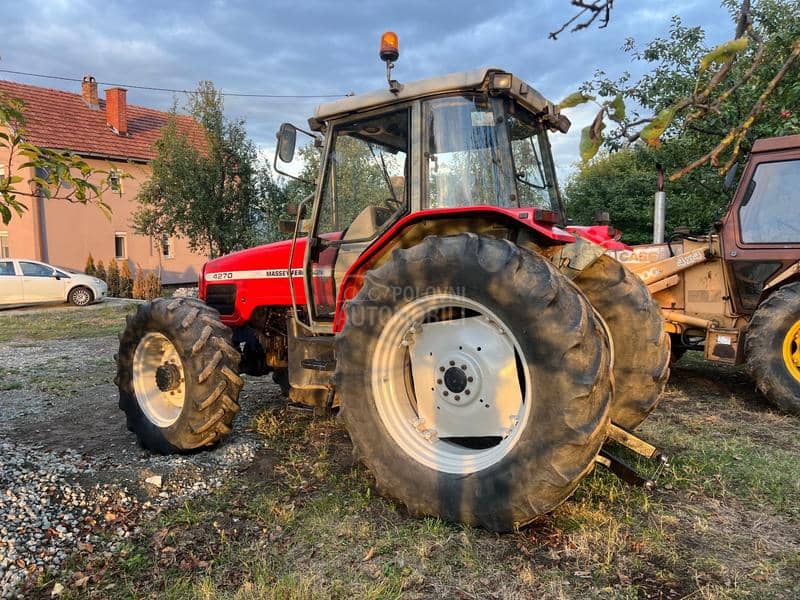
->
left=449, top=360, right=455, bottom=366
left=464, top=390, right=470, bottom=395
left=443, top=391, right=449, bottom=396
left=461, top=364, right=467, bottom=370
left=454, top=395, right=460, bottom=401
left=437, top=379, right=442, bottom=384
left=467, top=376, right=474, bottom=382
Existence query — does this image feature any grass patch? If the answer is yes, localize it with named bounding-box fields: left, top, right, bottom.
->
left=0, top=303, right=135, bottom=342
left=56, top=403, right=800, bottom=599
left=12, top=317, right=798, bottom=599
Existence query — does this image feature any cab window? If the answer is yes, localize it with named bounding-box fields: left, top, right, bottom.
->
left=20, top=261, right=54, bottom=277
left=507, top=113, right=559, bottom=211
left=317, top=108, right=409, bottom=239
left=739, top=159, right=800, bottom=243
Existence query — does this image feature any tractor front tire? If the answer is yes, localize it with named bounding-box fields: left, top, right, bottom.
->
left=336, top=234, right=611, bottom=531
left=745, top=281, right=800, bottom=415
left=575, top=255, right=670, bottom=429
left=116, top=297, right=243, bottom=453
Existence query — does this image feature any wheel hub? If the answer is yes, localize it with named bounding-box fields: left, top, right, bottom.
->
left=155, top=363, right=181, bottom=392
left=371, top=295, right=530, bottom=475
left=407, top=314, right=521, bottom=438
left=443, top=366, right=467, bottom=393
left=783, top=319, right=800, bottom=382
left=132, top=332, right=186, bottom=428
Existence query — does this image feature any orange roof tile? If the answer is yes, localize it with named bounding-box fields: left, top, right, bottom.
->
left=0, top=79, right=205, bottom=162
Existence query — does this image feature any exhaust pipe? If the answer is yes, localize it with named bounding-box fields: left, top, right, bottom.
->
left=653, top=164, right=666, bottom=244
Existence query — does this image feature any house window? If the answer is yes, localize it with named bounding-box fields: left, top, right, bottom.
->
left=161, top=234, right=174, bottom=259
left=114, top=232, right=127, bottom=259
left=0, top=232, right=8, bottom=258
left=109, top=169, right=122, bottom=193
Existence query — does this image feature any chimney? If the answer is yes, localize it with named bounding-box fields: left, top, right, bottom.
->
left=81, top=75, right=98, bottom=109
left=105, top=87, right=128, bottom=135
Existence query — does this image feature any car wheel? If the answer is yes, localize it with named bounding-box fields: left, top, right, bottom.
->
left=69, top=286, right=94, bottom=306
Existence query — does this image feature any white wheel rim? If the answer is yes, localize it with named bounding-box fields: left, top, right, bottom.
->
left=371, top=293, right=531, bottom=474
left=133, top=332, right=186, bottom=427
left=73, top=289, right=90, bottom=305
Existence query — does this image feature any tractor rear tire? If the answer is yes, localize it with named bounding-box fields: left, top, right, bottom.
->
left=575, top=255, right=670, bottom=429
left=116, top=297, right=243, bottom=453
left=745, top=281, right=800, bottom=415
left=336, top=234, right=611, bottom=531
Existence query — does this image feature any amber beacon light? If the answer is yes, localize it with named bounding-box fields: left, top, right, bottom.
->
left=380, top=31, right=399, bottom=62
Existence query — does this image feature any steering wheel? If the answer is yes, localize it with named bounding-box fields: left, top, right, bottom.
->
left=383, top=196, right=404, bottom=211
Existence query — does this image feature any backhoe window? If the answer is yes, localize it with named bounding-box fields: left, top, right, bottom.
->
left=424, top=96, right=515, bottom=208
left=317, top=108, right=409, bottom=238
left=739, top=159, right=800, bottom=243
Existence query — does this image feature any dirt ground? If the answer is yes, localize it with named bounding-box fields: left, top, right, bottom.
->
left=0, top=302, right=798, bottom=599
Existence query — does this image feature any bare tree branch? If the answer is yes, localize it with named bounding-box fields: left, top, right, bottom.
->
left=550, top=1, right=614, bottom=40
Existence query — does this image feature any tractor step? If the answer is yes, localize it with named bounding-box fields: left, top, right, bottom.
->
left=596, top=423, right=670, bottom=489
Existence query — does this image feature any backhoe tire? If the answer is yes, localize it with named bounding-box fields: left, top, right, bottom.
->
left=336, top=234, right=611, bottom=531
left=116, top=297, right=243, bottom=453
left=575, top=255, right=670, bottom=429
left=745, top=281, right=800, bottom=415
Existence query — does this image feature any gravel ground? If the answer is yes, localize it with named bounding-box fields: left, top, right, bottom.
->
left=0, top=332, right=280, bottom=598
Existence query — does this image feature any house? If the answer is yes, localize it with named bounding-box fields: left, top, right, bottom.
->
left=0, top=76, right=207, bottom=285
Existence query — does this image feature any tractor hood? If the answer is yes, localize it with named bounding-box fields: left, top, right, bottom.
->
left=200, top=238, right=308, bottom=324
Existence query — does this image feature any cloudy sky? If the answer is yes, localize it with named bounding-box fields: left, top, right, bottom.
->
left=1, top=0, right=734, bottom=179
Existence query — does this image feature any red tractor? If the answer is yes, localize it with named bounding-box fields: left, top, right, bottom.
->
left=116, top=35, right=670, bottom=531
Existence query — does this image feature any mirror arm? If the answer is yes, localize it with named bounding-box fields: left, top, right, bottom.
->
left=272, top=150, right=314, bottom=184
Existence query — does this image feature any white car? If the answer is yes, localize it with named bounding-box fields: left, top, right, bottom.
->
left=0, top=259, right=108, bottom=307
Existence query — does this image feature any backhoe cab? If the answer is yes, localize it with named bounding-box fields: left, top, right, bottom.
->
left=116, top=34, right=670, bottom=531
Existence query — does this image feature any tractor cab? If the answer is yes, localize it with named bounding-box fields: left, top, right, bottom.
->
left=276, top=64, right=571, bottom=332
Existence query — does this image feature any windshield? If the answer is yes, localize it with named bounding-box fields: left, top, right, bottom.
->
left=424, top=96, right=514, bottom=208
left=739, top=159, right=800, bottom=243
left=423, top=95, right=562, bottom=216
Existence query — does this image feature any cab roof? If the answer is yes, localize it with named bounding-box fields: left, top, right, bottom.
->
left=311, top=67, right=569, bottom=132
left=751, top=134, right=800, bottom=154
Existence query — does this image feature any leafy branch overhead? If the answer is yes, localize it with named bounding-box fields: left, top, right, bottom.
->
left=557, top=0, right=800, bottom=181
left=0, top=93, right=125, bottom=224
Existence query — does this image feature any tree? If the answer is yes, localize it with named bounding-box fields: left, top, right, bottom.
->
left=119, top=261, right=133, bottom=298
left=106, top=259, right=120, bottom=297
left=134, top=81, right=278, bottom=257
left=558, top=0, right=800, bottom=180
left=562, top=0, right=800, bottom=239
left=95, top=260, right=106, bottom=284
left=564, top=145, right=727, bottom=244
left=0, top=92, right=124, bottom=224
left=84, top=254, right=96, bottom=277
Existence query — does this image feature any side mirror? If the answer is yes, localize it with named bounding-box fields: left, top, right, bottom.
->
left=276, top=123, right=297, bottom=164
left=723, top=163, right=739, bottom=192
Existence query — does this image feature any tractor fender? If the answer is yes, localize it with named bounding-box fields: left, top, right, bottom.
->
left=332, top=206, right=576, bottom=332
